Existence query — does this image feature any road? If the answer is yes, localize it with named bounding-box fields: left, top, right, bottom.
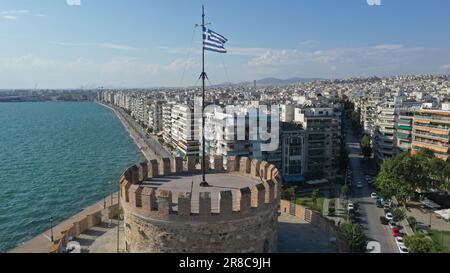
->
left=343, top=118, right=398, bottom=253
left=99, top=102, right=172, bottom=161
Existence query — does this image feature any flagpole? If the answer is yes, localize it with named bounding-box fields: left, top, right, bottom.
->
left=200, top=5, right=208, bottom=187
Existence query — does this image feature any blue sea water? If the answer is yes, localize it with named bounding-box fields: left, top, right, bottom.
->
left=0, top=102, right=144, bottom=252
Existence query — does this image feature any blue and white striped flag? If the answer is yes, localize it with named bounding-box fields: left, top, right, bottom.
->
left=203, top=27, right=228, bottom=53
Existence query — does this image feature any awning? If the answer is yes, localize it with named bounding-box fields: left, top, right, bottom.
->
left=434, top=209, right=450, bottom=220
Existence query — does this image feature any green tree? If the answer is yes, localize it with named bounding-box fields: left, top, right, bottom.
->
left=311, top=189, right=322, bottom=208
left=339, top=222, right=368, bottom=253
left=392, top=208, right=406, bottom=222
left=360, top=135, right=372, bottom=159
left=404, top=235, right=435, bottom=253
left=282, top=186, right=297, bottom=200
left=341, top=185, right=349, bottom=198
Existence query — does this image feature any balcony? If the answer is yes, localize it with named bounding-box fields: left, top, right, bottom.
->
left=412, top=141, right=449, bottom=154
left=415, top=114, right=450, bottom=124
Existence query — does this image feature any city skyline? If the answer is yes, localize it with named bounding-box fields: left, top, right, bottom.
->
left=1, top=0, right=450, bottom=88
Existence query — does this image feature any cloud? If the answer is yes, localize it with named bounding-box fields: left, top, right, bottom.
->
left=66, top=0, right=81, bottom=6
left=245, top=44, right=450, bottom=79
left=442, top=64, right=450, bottom=70
left=367, top=0, right=381, bottom=6
left=50, top=42, right=140, bottom=51
left=298, top=40, right=320, bottom=48
left=1, top=10, right=30, bottom=20
left=0, top=55, right=202, bottom=88
left=3, top=15, right=17, bottom=20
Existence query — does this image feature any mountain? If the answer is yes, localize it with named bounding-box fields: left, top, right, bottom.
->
left=254, top=77, right=323, bottom=86
left=215, top=77, right=324, bottom=87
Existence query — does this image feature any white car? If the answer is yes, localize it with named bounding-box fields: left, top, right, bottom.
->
left=397, top=243, right=409, bottom=253
left=388, top=221, right=398, bottom=229
left=395, top=236, right=404, bottom=244
left=347, top=203, right=355, bottom=211
left=371, top=192, right=377, bottom=199
left=385, top=212, right=393, bottom=221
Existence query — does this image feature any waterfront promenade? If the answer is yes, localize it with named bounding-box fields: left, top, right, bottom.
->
left=97, top=102, right=172, bottom=162
left=10, top=194, right=118, bottom=253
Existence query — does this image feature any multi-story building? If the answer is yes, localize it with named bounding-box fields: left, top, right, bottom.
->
left=295, top=107, right=341, bottom=178
left=373, top=101, right=396, bottom=165
left=412, top=108, right=450, bottom=161
left=280, top=123, right=307, bottom=178
left=395, top=108, right=415, bottom=154
left=162, top=102, right=175, bottom=146
left=148, top=100, right=164, bottom=133
left=171, top=104, right=200, bottom=158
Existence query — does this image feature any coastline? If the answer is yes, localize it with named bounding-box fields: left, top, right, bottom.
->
left=95, top=101, right=172, bottom=162
left=8, top=101, right=172, bottom=253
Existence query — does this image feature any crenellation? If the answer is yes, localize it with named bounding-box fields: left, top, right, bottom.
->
left=238, top=187, right=252, bottom=213
left=187, top=156, right=197, bottom=172
left=173, top=157, right=184, bottom=174
left=157, top=190, right=172, bottom=218
left=219, top=190, right=233, bottom=215
left=177, top=192, right=191, bottom=217
left=259, top=161, right=269, bottom=180
left=213, top=155, right=223, bottom=171
left=226, top=156, right=239, bottom=172
left=159, top=157, right=171, bottom=176
left=239, top=157, right=251, bottom=174
left=250, top=159, right=261, bottom=177
left=199, top=192, right=212, bottom=216
left=129, top=165, right=140, bottom=185
left=251, top=183, right=265, bottom=208
left=149, top=159, right=159, bottom=178
left=139, top=162, right=148, bottom=181
left=263, top=180, right=275, bottom=203
left=141, top=187, right=156, bottom=214
left=120, top=158, right=280, bottom=253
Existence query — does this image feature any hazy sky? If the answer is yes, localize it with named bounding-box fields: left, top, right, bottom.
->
left=0, top=0, right=450, bottom=88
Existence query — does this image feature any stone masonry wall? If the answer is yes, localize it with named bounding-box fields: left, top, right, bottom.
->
left=120, top=156, right=282, bottom=253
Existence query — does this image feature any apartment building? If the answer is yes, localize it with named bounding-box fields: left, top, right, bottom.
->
left=412, top=108, right=450, bottom=161
left=162, top=102, right=175, bottom=146
left=171, top=104, right=200, bottom=158
left=147, top=100, right=164, bottom=133
left=373, top=101, right=396, bottom=165
left=395, top=108, right=415, bottom=154
left=295, top=107, right=341, bottom=178
left=281, top=122, right=308, bottom=178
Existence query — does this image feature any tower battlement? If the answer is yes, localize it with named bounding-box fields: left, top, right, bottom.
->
left=120, top=156, right=281, bottom=222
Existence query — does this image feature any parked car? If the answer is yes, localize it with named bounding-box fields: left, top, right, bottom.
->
left=347, top=203, right=355, bottom=211
left=395, top=236, right=404, bottom=245
left=392, top=228, right=401, bottom=237
left=371, top=192, right=377, bottom=199
left=376, top=202, right=383, bottom=208
left=388, top=221, right=398, bottom=229
left=379, top=216, right=389, bottom=225
left=385, top=212, right=394, bottom=221
left=397, top=243, right=409, bottom=253
left=357, top=183, right=363, bottom=189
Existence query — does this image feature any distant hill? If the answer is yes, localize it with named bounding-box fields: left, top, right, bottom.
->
left=216, top=77, right=324, bottom=87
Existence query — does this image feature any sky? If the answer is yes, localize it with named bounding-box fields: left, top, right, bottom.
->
left=0, top=0, right=450, bottom=89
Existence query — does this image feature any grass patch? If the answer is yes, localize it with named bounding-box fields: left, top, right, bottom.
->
left=296, top=197, right=326, bottom=214
left=429, top=230, right=450, bottom=253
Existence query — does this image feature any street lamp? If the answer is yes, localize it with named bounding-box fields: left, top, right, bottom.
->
left=50, top=217, right=54, bottom=243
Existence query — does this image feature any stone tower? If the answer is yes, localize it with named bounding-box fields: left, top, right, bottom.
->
left=119, top=156, right=281, bottom=253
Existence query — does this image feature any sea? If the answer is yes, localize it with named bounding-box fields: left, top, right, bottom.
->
left=0, top=101, right=144, bottom=252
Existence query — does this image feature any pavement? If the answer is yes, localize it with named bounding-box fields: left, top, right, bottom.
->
left=343, top=118, right=399, bottom=253
left=277, top=213, right=337, bottom=253
left=98, top=102, right=171, bottom=161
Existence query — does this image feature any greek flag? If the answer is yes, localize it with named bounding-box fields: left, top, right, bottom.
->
left=203, top=27, right=228, bottom=53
